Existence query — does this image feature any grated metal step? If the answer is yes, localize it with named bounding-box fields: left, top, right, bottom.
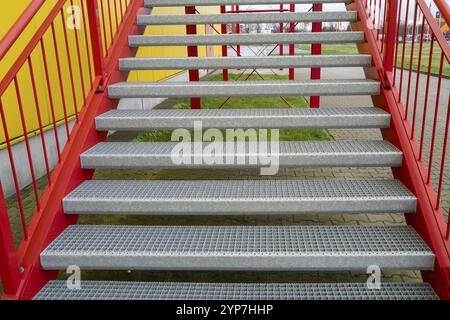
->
left=80, top=141, right=403, bottom=169
left=34, top=281, right=438, bottom=300
left=119, top=55, right=372, bottom=71
left=145, top=0, right=353, bottom=7
left=137, top=12, right=358, bottom=25
left=95, top=107, right=391, bottom=131
left=129, top=32, right=365, bottom=47
left=40, top=225, right=434, bottom=271
left=108, top=80, right=380, bottom=99
left=63, top=179, right=416, bottom=215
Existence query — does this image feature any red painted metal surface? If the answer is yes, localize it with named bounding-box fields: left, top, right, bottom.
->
left=0, top=0, right=45, bottom=60
left=289, top=4, right=295, bottom=80
left=279, top=4, right=284, bottom=57
left=220, top=5, right=228, bottom=81
left=310, top=3, right=322, bottom=108
left=236, top=5, right=241, bottom=57
left=355, top=0, right=450, bottom=298
left=86, top=0, right=107, bottom=89
left=0, top=182, right=21, bottom=298
left=0, top=0, right=143, bottom=300
left=185, top=6, right=201, bottom=109
left=1, top=0, right=449, bottom=300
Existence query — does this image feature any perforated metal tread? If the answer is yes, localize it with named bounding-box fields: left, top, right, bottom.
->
left=63, top=179, right=417, bottom=215
left=137, top=12, right=358, bottom=25
left=108, top=80, right=380, bottom=99
left=119, top=55, right=372, bottom=71
left=40, top=225, right=434, bottom=271
left=129, top=32, right=364, bottom=47
left=96, top=107, right=391, bottom=131
left=80, top=141, right=403, bottom=169
left=145, top=0, right=353, bottom=7
left=34, top=281, right=438, bottom=300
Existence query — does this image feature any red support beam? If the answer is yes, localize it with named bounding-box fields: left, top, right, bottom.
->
left=236, top=5, right=241, bottom=57
left=310, top=3, right=323, bottom=108
left=289, top=4, right=295, bottom=80
left=185, top=6, right=201, bottom=109
left=0, top=0, right=45, bottom=60
left=353, top=0, right=450, bottom=299
left=0, top=182, right=21, bottom=298
left=86, top=0, right=107, bottom=90
left=384, top=0, right=398, bottom=74
left=220, top=5, right=229, bottom=81
left=11, top=0, right=146, bottom=300
left=279, top=4, right=284, bottom=57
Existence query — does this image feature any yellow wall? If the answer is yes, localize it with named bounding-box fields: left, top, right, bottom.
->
left=0, top=1, right=220, bottom=146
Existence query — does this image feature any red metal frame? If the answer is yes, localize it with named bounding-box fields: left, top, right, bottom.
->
left=310, top=3, right=322, bottom=108
left=352, top=0, right=450, bottom=298
left=220, top=5, right=229, bottom=81
left=0, top=183, right=21, bottom=298
left=0, top=0, right=144, bottom=300
left=289, top=4, right=295, bottom=80
left=1, top=0, right=450, bottom=300
left=219, top=5, right=297, bottom=109
left=185, top=6, right=201, bottom=109
left=0, top=0, right=46, bottom=60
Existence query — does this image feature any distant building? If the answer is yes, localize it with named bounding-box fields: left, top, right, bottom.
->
left=436, top=11, right=449, bottom=37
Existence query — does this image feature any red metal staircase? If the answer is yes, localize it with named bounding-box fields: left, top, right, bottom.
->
left=0, top=0, right=450, bottom=299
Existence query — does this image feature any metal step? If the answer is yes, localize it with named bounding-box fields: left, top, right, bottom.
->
left=80, top=141, right=403, bottom=169
left=34, top=281, right=438, bottom=300
left=119, top=55, right=372, bottom=71
left=40, top=225, right=434, bottom=271
left=63, top=179, right=416, bottom=215
left=145, top=0, right=353, bottom=7
left=108, top=80, right=380, bottom=99
left=95, top=107, right=391, bottom=131
left=137, top=12, right=358, bottom=26
left=129, top=32, right=365, bottom=47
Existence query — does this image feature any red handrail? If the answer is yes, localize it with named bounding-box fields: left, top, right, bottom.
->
left=357, top=0, right=450, bottom=297
left=0, top=0, right=46, bottom=60
left=0, top=0, right=139, bottom=299
left=435, top=0, right=450, bottom=24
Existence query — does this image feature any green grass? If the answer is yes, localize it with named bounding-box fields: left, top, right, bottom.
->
left=298, top=43, right=450, bottom=76
left=135, top=73, right=331, bottom=143
left=395, top=42, right=450, bottom=76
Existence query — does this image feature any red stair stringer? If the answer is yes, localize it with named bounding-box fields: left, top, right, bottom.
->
left=11, top=0, right=146, bottom=300
left=350, top=0, right=450, bottom=299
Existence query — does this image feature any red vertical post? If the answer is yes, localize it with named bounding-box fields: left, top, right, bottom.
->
left=185, top=6, right=201, bottom=109
left=310, top=3, right=323, bottom=108
left=289, top=4, right=295, bottom=80
left=0, top=182, right=21, bottom=298
left=279, top=4, right=284, bottom=57
left=231, top=5, right=235, bottom=34
left=236, top=5, right=241, bottom=56
left=220, top=5, right=229, bottom=81
left=86, top=0, right=106, bottom=89
left=383, top=0, right=398, bottom=73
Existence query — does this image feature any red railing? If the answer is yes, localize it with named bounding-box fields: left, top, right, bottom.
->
left=367, top=0, right=450, bottom=233
left=356, top=0, right=450, bottom=297
left=0, top=0, right=138, bottom=299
